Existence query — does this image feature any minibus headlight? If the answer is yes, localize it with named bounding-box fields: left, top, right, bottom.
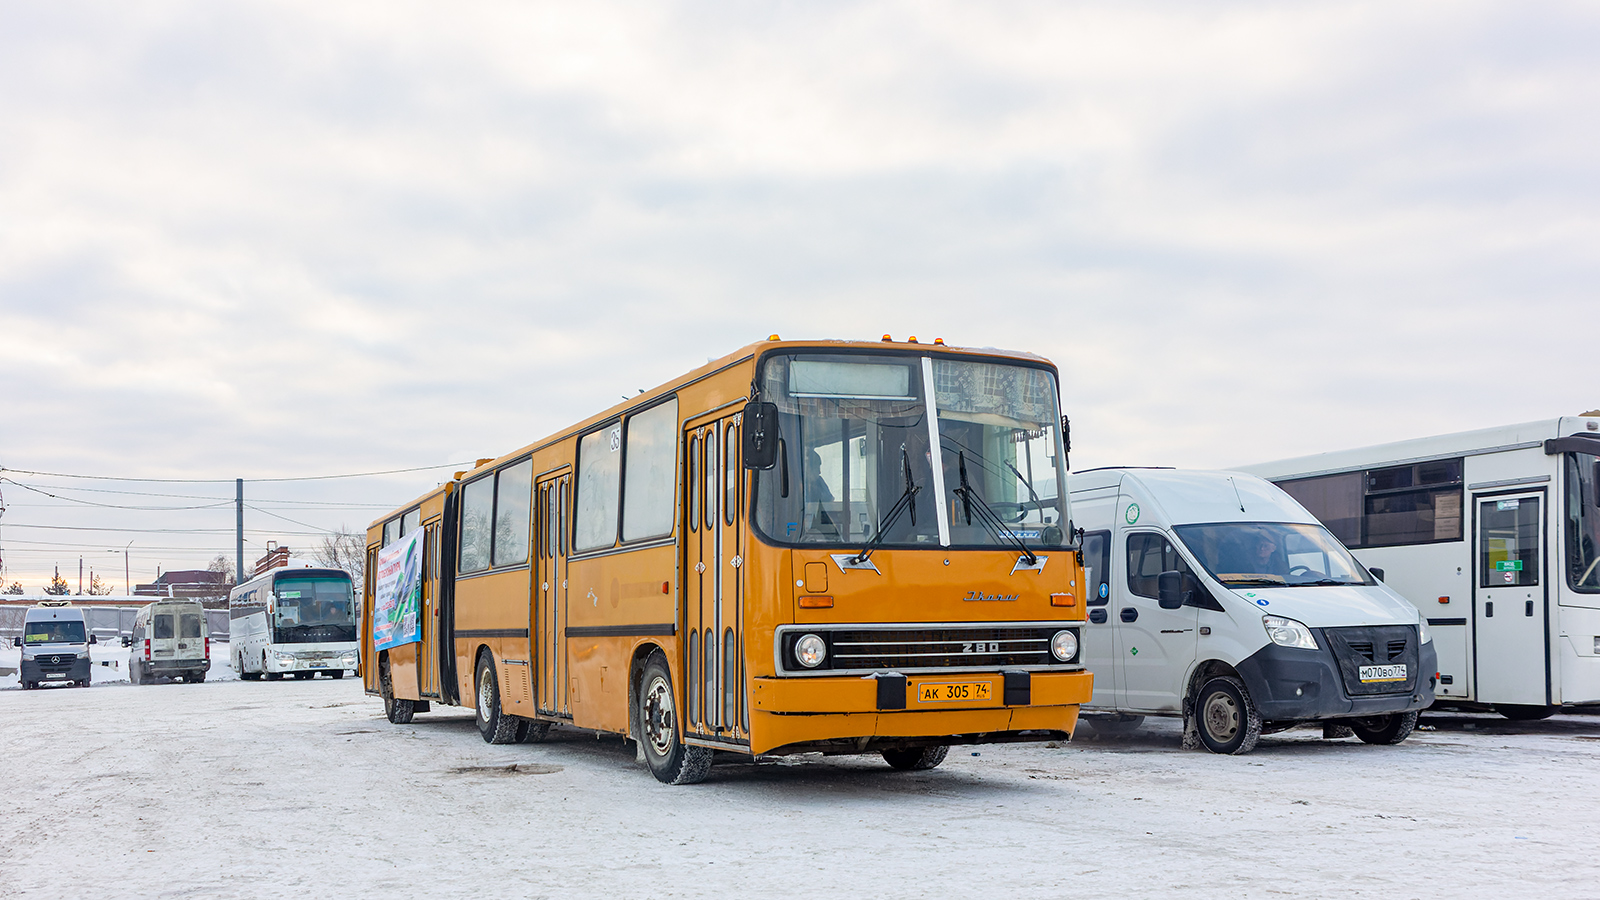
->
left=1418, top=619, right=1431, bottom=645
left=795, top=634, right=827, bottom=669
left=1263, top=616, right=1318, bottom=650
left=1050, top=630, right=1079, bottom=662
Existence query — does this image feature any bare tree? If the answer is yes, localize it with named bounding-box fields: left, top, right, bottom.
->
left=206, top=554, right=236, bottom=585
left=313, top=526, right=366, bottom=590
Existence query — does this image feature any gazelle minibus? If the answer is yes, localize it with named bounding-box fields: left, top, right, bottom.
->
left=1073, top=468, right=1434, bottom=754
left=363, top=336, right=1093, bottom=784
left=1242, top=415, right=1600, bottom=719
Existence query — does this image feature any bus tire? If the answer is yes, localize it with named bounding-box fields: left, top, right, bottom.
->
left=637, top=652, right=712, bottom=785
left=1194, top=676, right=1262, bottom=755
left=475, top=654, right=520, bottom=745
left=380, top=657, right=414, bottom=725
left=1351, top=711, right=1418, bottom=745
left=882, top=746, right=949, bottom=771
left=330, top=670, right=345, bottom=680
left=1495, top=704, right=1556, bottom=721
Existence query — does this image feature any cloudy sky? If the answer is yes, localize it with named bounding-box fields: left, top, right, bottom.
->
left=1, top=1, right=1596, bottom=590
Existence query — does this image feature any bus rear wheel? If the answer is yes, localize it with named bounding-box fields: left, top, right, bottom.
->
left=636, top=652, right=712, bottom=785
left=882, top=746, right=949, bottom=771
left=475, top=654, right=521, bottom=744
left=1495, top=704, right=1556, bottom=721
left=380, top=656, right=414, bottom=725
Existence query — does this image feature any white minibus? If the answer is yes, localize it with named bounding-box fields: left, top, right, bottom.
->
left=1074, top=468, right=1434, bottom=753
left=1242, top=415, right=1600, bottom=719
left=14, top=600, right=97, bottom=689
left=125, top=599, right=210, bottom=684
left=229, top=565, right=358, bottom=680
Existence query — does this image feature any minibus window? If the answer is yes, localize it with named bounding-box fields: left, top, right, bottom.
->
left=1082, top=531, right=1111, bottom=606
left=1127, top=534, right=1197, bottom=598
left=180, top=614, right=203, bottom=639
left=154, top=615, right=175, bottom=639
left=1173, top=522, right=1372, bottom=588
left=24, top=621, right=86, bottom=644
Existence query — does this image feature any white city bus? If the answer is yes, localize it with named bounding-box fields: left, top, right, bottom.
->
left=1241, top=415, right=1600, bottom=719
left=229, top=564, right=359, bottom=680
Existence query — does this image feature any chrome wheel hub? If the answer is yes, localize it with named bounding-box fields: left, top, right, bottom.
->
left=642, top=674, right=676, bottom=757
left=478, top=675, right=493, bottom=722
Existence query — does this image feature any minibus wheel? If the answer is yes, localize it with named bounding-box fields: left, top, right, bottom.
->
left=636, top=652, right=712, bottom=785
left=380, top=656, right=414, bottom=724
left=1350, top=711, right=1418, bottom=745
left=130, top=662, right=143, bottom=685
left=190, top=670, right=206, bottom=684
left=1194, top=676, right=1262, bottom=755
left=881, top=746, right=949, bottom=771
left=475, top=654, right=521, bottom=744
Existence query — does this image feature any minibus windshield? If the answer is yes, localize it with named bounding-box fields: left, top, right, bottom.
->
left=273, top=577, right=356, bottom=643
left=1566, top=452, right=1600, bottom=591
left=25, top=620, right=86, bottom=643
left=1172, top=522, right=1373, bottom=588
left=753, top=352, right=1069, bottom=550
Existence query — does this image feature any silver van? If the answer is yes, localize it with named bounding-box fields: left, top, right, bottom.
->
left=15, top=600, right=96, bottom=689
left=125, top=600, right=210, bottom=684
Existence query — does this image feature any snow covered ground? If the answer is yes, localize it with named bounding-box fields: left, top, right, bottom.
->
left=2, top=648, right=1598, bottom=900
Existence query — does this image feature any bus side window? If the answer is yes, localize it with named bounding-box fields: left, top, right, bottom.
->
left=1082, top=530, right=1111, bottom=606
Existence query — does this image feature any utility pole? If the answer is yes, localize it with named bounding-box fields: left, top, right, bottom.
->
left=78, top=556, right=83, bottom=594
left=236, top=478, right=244, bottom=587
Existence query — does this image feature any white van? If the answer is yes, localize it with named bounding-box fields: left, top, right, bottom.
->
left=124, top=599, right=210, bottom=684
left=1072, top=469, right=1436, bottom=753
left=14, top=600, right=97, bottom=689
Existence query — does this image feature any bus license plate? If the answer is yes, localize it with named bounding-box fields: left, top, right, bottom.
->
left=1358, top=664, right=1407, bottom=683
left=918, top=682, right=992, bottom=703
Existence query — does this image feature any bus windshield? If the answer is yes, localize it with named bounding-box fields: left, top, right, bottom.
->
left=25, top=620, right=86, bottom=644
left=1173, top=522, right=1373, bottom=588
left=753, top=352, right=1069, bottom=550
left=1567, top=452, right=1600, bottom=591
left=273, top=576, right=356, bottom=643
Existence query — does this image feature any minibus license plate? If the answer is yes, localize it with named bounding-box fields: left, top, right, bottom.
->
left=918, top=682, right=991, bottom=703
left=1358, top=664, right=1407, bottom=683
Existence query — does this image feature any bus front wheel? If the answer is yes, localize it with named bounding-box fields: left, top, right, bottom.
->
left=475, top=654, right=521, bottom=744
left=636, top=652, right=712, bottom=785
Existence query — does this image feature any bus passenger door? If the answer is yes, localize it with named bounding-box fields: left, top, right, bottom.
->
left=683, top=414, right=749, bottom=742
left=417, top=520, right=441, bottom=699
left=1473, top=492, right=1548, bottom=705
left=537, top=473, right=573, bottom=718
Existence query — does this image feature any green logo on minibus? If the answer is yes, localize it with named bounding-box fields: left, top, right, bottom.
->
left=1495, top=560, right=1523, bottom=572
left=1125, top=503, right=1140, bottom=525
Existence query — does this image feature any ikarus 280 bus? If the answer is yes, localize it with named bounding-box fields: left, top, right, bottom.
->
left=1243, top=415, right=1600, bottom=719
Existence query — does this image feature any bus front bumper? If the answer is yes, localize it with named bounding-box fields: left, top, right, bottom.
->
left=746, top=669, right=1093, bottom=756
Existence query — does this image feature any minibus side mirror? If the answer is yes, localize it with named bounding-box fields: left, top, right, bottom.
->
left=121, top=636, right=131, bottom=648
left=11, top=637, right=19, bottom=647
left=1157, top=571, right=1185, bottom=609
left=742, top=401, right=780, bottom=470
left=1369, top=567, right=1385, bottom=582
left=89, top=634, right=98, bottom=645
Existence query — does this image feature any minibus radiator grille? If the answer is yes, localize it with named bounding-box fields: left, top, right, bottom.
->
left=1323, top=625, right=1419, bottom=696
left=819, top=627, right=1065, bottom=672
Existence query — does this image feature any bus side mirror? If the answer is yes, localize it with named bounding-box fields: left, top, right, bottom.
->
left=1157, top=571, right=1185, bottom=610
left=743, top=401, right=780, bottom=470
left=1369, top=567, right=1385, bottom=582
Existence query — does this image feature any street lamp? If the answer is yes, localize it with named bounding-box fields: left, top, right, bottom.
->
left=108, top=541, right=132, bottom=595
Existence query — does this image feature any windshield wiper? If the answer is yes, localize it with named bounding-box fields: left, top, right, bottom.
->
left=954, top=452, right=1038, bottom=565
left=852, top=449, right=921, bottom=565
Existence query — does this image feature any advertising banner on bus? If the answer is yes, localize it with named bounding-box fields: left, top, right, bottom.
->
left=372, top=530, right=422, bottom=651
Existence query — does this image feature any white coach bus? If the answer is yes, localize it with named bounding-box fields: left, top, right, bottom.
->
left=229, top=564, right=359, bottom=680
left=1241, top=415, right=1600, bottom=719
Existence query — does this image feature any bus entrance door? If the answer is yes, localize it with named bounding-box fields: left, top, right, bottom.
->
left=683, top=414, right=749, bottom=743
left=418, top=520, right=442, bottom=699
left=1473, top=492, right=1548, bottom=705
left=537, top=473, right=572, bottom=718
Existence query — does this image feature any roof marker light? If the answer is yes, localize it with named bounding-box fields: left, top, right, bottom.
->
left=933, top=337, right=945, bottom=345
left=881, top=334, right=893, bottom=342
left=768, top=334, right=781, bottom=341
left=908, top=335, right=918, bottom=343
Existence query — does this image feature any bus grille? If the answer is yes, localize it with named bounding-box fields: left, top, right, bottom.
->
left=777, top=624, right=1079, bottom=675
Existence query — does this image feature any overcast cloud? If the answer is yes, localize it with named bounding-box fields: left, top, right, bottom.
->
left=1, top=1, right=1596, bottom=587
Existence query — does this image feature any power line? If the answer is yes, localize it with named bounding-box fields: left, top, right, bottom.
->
left=0, top=480, right=392, bottom=506
left=0, top=478, right=234, bottom=511
left=0, top=462, right=471, bottom=484
left=2, top=522, right=328, bottom=536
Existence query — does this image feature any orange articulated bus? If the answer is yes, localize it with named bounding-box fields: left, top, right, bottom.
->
left=363, top=337, right=1093, bottom=783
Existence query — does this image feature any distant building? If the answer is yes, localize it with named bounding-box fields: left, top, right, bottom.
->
left=134, top=570, right=230, bottom=605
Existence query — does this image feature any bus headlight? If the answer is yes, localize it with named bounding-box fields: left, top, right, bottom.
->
left=1263, top=615, right=1318, bottom=650
left=795, top=634, right=827, bottom=669
left=1050, top=630, right=1079, bottom=662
